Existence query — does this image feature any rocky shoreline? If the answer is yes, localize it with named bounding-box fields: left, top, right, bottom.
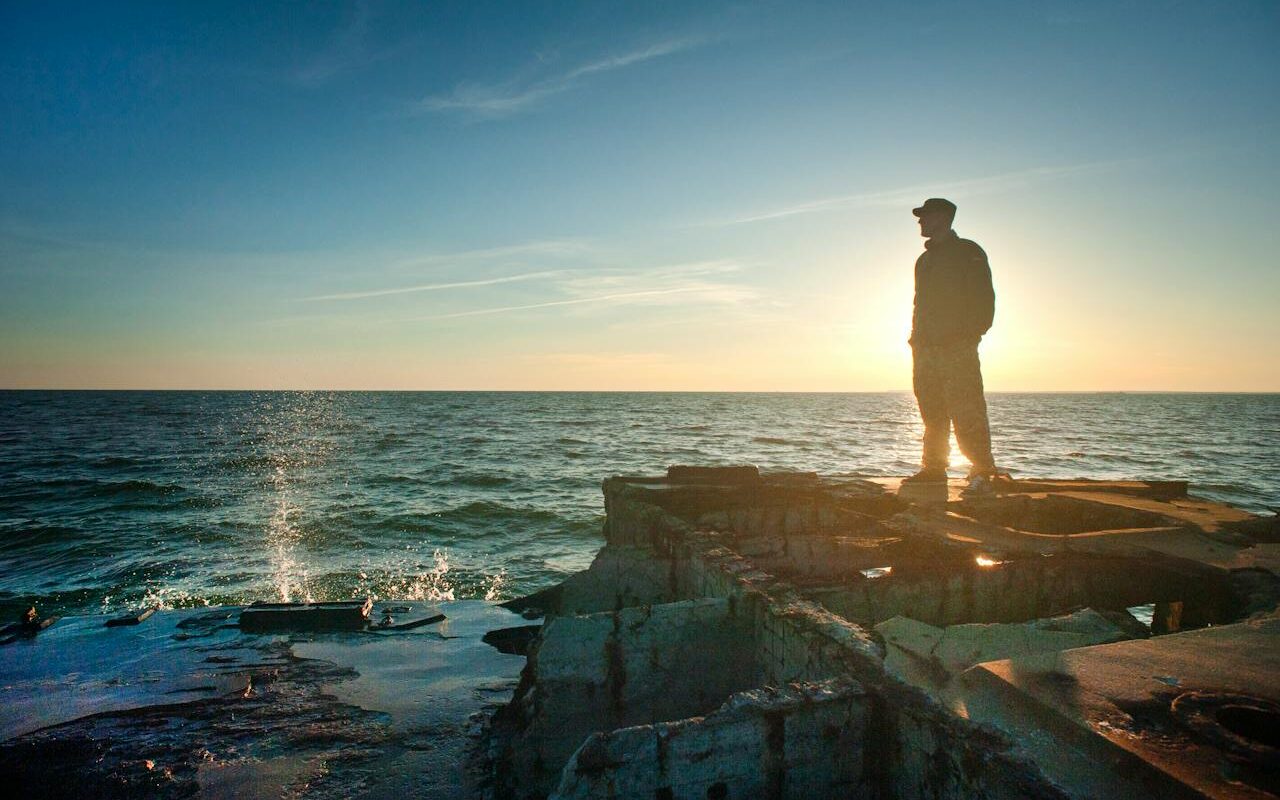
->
left=3, top=467, right=1277, bottom=799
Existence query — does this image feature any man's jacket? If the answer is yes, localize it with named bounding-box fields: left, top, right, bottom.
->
left=910, top=231, right=994, bottom=347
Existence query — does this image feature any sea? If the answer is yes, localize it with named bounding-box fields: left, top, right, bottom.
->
left=2, top=391, right=1277, bottom=618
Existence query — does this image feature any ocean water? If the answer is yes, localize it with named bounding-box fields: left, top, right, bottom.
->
left=2, top=391, right=1277, bottom=617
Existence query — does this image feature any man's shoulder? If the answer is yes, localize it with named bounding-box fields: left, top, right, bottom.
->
left=954, top=238, right=988, bottom=263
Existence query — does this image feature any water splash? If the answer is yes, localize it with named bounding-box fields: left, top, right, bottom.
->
left=267, top=491, right=312, bottom=603
left=259, top=395, right=339, bottom=604
left=483, top=568, right=508, bottom=601
left=378, top=549, right=456, bottom=601
left=140, top=583, right=211, bottom=611
left=415, top=549, right=456, bottom=601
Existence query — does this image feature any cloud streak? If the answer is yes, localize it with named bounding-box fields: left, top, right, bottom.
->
left=390, top=239, right=590, bottom=268
left=413, top=38, right=703, bottom=118
left=301, top=269, right=561, bottom=301
left=410, top=259, right=759, bottom=320
left=710, top=159, right=1135, bottom=226
left=294, top=239, right=591, bottom=302
left=415, top=286, right=720, bottom=320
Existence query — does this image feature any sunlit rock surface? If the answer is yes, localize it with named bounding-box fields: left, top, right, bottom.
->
left=489, top=466, right=1280, bottom=799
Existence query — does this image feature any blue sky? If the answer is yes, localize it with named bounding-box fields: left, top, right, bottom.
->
left=2, top=1, right=1278, bottom=389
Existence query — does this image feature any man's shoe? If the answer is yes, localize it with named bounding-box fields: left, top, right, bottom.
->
left=967, top=466, right=1012, bottom=483
left=961, top=474, right=995, bottom=497
left=902, top=468, right=947, bottom=484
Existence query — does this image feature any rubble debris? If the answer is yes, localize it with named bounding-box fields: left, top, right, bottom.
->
left=105, top=606, right=158, bottom=627
left=372, top=612, right=446, bottom=632
left=482, top=624, right=542, bottom=655
left=0, top=607, right=57, bottom=645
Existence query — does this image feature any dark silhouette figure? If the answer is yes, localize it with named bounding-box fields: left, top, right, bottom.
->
left=903, top=198, right=998, bottom=486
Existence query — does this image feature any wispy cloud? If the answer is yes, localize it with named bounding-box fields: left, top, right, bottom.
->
left=410, top=259, right=759, bottom=321
left=413, top=37, right=704, bottom=118
left=289, top=2, right=413, bottom=88
left=557, top=259, right=742, bottom=296
left=301, top=269, right=561, bottom=301
left=708, top=159, right=1134, bottom=226
left=417, top=286, right=714, bottom=320
left=294, top=239, right=591, bottom=301
left=293, top=3, right=372, bottom=86
left=389, top=239, right=591, bottom=268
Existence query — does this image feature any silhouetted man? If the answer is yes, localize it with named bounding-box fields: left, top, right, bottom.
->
left=903, top=198, right=999, bottom=488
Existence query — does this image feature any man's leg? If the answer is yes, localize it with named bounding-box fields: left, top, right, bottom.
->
left=912, top=345, right=951, bottom=472
left=943, top=343, right=996, bottom=473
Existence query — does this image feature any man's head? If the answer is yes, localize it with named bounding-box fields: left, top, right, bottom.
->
left=913, top=198, right=956, bottom=239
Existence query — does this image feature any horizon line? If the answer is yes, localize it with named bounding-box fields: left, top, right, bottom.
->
left=2, top=388, right=1278, bottom=395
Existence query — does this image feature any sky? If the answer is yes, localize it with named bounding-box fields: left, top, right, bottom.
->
left=1, top=1, right=1277, bottom=391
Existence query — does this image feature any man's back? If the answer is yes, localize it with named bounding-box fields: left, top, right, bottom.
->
left=911, top=232, right=994, bottom=347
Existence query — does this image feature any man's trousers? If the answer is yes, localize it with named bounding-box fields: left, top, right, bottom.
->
left=911, top=341, right=995, bottom=472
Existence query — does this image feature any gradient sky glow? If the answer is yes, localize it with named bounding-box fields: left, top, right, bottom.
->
left=2, top=1, right=1278, bottom=390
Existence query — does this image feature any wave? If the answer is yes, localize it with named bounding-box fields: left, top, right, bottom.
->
left=90, top=493, right=223, bottom=512
left=20, top=478, right=187, bottom=498
left=0, top=524, right=84, bottom=552
left=86, top=455, right=148, bottom=469
left=366, top=473, right=427, bottom=488
left=441, top=501, right=564, bottom=524
left=446, top=473, right=515, bottom=488
left=372, top=433, right=405, bottom=452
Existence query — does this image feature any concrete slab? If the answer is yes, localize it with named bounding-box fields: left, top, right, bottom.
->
left=955, top=617, right=1280, bottom=799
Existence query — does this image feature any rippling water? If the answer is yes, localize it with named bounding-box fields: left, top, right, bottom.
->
left=2, top=391, right=1277, bottom=616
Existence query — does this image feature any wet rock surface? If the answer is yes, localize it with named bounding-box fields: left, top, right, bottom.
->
left=0, top=601, right=526, bottom=799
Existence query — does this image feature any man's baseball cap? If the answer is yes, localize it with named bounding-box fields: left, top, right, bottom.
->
left=912, top=198, right=957, bottom=217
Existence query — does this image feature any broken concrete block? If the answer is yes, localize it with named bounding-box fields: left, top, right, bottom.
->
left=875, top=615, right=945, bottom=685
left=552, top=679, right=867, bottom=800
left=512, top=597, right=758, bottom=794
left=935, top=608, right=1139, bottom=676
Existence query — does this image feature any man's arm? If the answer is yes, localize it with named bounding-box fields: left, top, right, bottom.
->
left=969, top=248, right=994, bottom=338
left=909, top=254, right=925, bottom=345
